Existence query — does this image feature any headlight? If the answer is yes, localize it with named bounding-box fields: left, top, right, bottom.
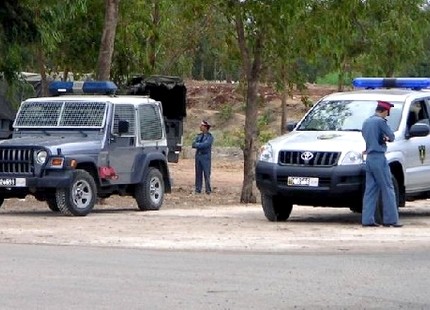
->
left=340, top=151, right=363, bottom=165
left=258, top=143, right=274, bottom=162
left=35, top=150, right=48, bottom=165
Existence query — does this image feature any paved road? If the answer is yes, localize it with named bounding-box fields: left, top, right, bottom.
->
left=1, top=201, right=430, bottom=308
left=1, top=243, right=430, bottom=309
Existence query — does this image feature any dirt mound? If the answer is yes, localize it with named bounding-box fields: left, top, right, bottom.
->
left=184, top=80, right=338, bottom=139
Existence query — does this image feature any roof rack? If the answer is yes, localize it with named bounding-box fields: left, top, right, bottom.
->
left=48, top=81, right=118, bottom=96
left=352, top=77, right=430, bottom=90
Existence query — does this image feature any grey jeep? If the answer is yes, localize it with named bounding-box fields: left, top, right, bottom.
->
left=0, top=76, right=186, bottom=216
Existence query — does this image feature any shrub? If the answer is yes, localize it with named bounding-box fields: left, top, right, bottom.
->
left=218, top=104, right=234, bottom=122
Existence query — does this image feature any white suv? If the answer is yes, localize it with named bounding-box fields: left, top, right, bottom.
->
left=256, top=77, right=430, bottom=221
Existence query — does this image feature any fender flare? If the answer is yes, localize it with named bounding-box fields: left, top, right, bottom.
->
left=131, top=153, right=171, bottom=192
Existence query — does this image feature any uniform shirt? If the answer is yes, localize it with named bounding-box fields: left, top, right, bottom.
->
left=192, top=132, right=214, bottom=156
left=362, top=114, right=395, bottom=154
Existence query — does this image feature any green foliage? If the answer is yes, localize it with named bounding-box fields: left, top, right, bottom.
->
left=0, top=0, right=39, bottom=44
left=256, top=109, right=276, bottom=145
left=300, top=95, right=313, bottom=109
left=2, top=0, right=430, bottom=86
left=213, top=129, right=245, bottom=148
left=316, top=72, right=339, bottom=85
left=258, top=129, right=276, bottom=145
left=218, top=104, right=234, bottom=123
left=257, top=109, right=273, bottom=127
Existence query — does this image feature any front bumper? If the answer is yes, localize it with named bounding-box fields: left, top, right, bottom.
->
left=0, top=170, right=74, bottom=198
left=255, top=161, right=366, bottom=208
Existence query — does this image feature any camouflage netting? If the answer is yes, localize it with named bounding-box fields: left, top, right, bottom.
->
left=125, top=75, right=187, bottom=120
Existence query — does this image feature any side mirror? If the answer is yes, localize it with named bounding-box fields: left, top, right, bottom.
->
left=118, top=120, right=129, bottom=134
left=408, top=122, right=430, bottom=138
left=286, top=121, right=297, bottom=132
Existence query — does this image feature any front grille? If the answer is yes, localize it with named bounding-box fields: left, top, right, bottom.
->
left=0, top=148, right=34, bottom=175
left=278, top=151, right=340, bottom=167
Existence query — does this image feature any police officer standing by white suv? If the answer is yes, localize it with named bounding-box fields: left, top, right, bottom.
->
left=361, top=101, right=403, bottom=227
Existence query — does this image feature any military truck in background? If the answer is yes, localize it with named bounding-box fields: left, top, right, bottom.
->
left=126, top=75, right=186, bottom=163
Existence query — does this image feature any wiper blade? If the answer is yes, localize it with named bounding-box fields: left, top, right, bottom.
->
left=342, top=129, right=361, bottom=132
left=297, top=127, right=320, bottom=131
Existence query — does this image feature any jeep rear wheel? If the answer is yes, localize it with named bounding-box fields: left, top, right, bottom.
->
left=261, top=193, right=293, bottom=222
left=135, top=167, right=164, bottom=211
left=56, top=170, right=97, bottom=216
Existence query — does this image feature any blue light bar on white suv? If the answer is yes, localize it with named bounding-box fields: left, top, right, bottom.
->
left=48, top=81, right=118, bottom=96
left=353, top=77, right=430, bottom=90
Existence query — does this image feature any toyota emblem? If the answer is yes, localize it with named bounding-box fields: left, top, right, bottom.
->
left=301, top=151, right=314, bottom=161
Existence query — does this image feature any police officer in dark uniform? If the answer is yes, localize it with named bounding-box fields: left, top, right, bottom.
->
left=361, top=100, right=402, bottom=227
left=192, top=120, right=214, bottom=194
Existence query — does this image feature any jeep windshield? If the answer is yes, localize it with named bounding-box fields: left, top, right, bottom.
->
left=297, top=100, right=402, bottom=132
left=14, top=101, right=107, bottom=128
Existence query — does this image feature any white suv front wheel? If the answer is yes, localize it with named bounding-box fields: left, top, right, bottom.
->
left=261, top=194, right=293, bottom=222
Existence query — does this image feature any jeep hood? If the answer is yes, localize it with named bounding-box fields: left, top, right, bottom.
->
left=0, top=135, right=102, bottom=154
left=269, top=130, right=366, bottom=153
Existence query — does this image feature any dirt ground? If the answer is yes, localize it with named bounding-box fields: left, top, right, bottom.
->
left=2, top=157, right=430, bottom=253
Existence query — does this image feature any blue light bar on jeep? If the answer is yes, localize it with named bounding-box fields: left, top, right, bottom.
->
left=48, top=81, right=118, bottom=96
left=353, top=77, right=430, bottom=90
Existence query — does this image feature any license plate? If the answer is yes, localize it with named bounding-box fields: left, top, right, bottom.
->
left=0, top=178, right=26, bottom=187
left=287, top=176, right=319, bottom=187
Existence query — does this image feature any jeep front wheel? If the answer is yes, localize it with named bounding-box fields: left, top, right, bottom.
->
left=47, top=194, right=60, bottom=212
left=135, top=167, right=164, bottom=211
left=56, top=170, right=97, bottom=216
left=261, top=193, right=293, bottom=222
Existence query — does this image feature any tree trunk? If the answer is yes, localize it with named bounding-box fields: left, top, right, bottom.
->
left=96, top=0, right=120, bottom=81
left=148, top=0, right=160, bottom=72
left=337, top=70, right=344, bottom=92
left=36, top=45, right=49, bottom=97
left=240, top=79, right=259, bottom=203
left=280, top=80, right=288, bottom=134
left=199, top=60, right=205, bottom=80
left=234, top=13, right=264, bottom=203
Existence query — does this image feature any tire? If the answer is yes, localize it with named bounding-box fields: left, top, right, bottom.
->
left=0, top=196, right=4, bottom=209
left=135, top=167, right=165, bottom=211
left=349, top=205, right=362, bottom=213
left=56, top=170, right=97, bottom=216
left=261, top=193, right=293, bottom=222
left=46, top=194, right=60, bottom=212
left=375, top=176, right=400, bottom=224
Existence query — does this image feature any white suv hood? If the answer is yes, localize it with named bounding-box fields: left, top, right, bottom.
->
left=269, top=130, right=366, bottom=154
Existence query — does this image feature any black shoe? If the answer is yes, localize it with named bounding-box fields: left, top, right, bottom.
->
left=383, top=223, right=403, bottom=228
left=362, top=223, right=380, bottom=227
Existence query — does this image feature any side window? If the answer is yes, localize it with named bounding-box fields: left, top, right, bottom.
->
left=407, top=100, right=430, bottom=129
left=139, top=104, right=163, bottom=140
left=112, top=104, right=135, bottom=135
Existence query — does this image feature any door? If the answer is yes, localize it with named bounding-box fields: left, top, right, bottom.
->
left=107, top=104, right=139, bottom=184
left=404, top=99, right=430, bottom=191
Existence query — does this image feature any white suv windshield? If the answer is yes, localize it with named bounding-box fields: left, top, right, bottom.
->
left=297, top=100, right=402, bottom=132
